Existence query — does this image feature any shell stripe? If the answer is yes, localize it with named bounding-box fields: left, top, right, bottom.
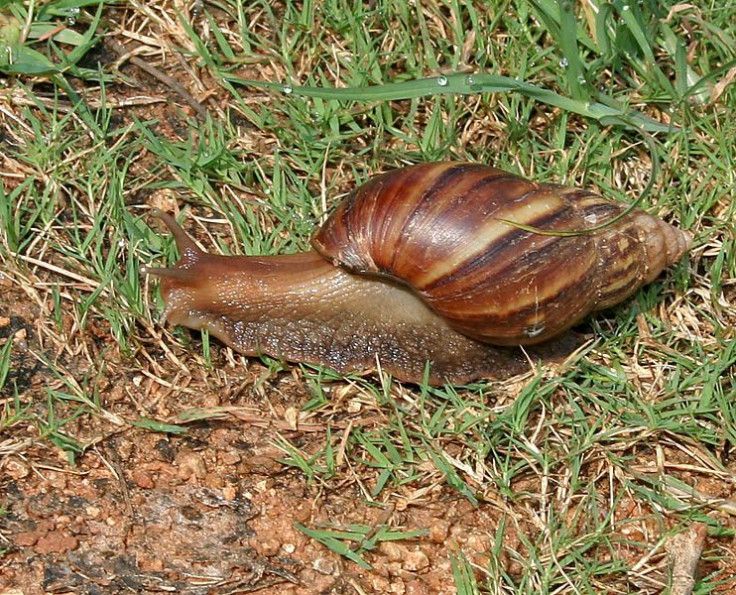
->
left=368, top=164, right=459, bottom=264
left=594, top=227, right=646, bottom=306
left=449, top=280, right=593, bottom=333
left=383, top=166, right=514, bottom=267
left=432, top=243, right=598, bottom=322
left=419, top=202, right=581, bottom=295
left=413, top=193, right=578, bottom=291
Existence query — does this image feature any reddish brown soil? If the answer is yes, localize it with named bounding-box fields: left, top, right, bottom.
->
left=1, top=426, right=494, bottom=593
left=0, top=280, right=502, bottom=594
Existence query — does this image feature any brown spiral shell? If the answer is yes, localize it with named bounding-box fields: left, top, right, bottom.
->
left=312, top=162, right=691, bottom=345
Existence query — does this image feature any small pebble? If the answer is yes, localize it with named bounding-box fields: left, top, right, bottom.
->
left=131, top=469, right=155, bottom=489
left=253, top=536, right=280, bottom=557
left=428, top=519, right=450, bottom=543
left=175, top=451, right=207, bottom=479
left=4, top=459, right=30, bottom=480
left=312, top=557, right=337, bottom=575
left=380, top=541, right=405, bottom=562
left=34, top=531, right=79, bottom=554
left=403, top=549, right=430, bottom=571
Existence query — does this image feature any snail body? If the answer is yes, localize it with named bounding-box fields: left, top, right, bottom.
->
left=146, top=163, right=691, bottom=384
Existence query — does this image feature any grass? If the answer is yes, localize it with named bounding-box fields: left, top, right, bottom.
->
left=1, top=0, right=735, bottom=592
left=296, top=521, right=429, bottom=570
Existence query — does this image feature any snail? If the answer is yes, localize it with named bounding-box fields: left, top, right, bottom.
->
left=145, top=162, right=691, bottom=385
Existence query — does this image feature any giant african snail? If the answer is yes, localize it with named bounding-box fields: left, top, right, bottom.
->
left=145, top=162, right=691, bottom=385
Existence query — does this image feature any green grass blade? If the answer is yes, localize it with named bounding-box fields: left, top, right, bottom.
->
left=226, top=71, right=673, bottom=132
left=451, top=547, right=480, bottom=595
left=557, top=0, right=590, bottom=101
left=129, top=418, right=190, bottom=435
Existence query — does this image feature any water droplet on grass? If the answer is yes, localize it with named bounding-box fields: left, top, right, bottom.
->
left=66, top=6, right=80, bottom=26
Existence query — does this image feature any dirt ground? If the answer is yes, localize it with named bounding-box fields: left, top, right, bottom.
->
left=2, top=248, right=736, bottom=594
left=0, top=277, right=510, bottom=594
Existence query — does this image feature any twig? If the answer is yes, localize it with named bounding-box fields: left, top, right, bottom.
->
left=667, top=522, right=708, bottom=595
left=227, top=409, right=385, bottom=432
left=100, top=442, right=136, bottom=520
left=108, top=39, right=207, bottom=120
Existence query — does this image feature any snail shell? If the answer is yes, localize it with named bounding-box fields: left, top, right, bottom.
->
left=147, top=162, right=691, bottom=384
left=313, top=163, right=691, bottom=345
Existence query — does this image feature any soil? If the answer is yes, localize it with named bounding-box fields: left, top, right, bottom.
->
left=1, top=426, right=489, bottom=594
left=0, top=279, right=501, bottom=594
